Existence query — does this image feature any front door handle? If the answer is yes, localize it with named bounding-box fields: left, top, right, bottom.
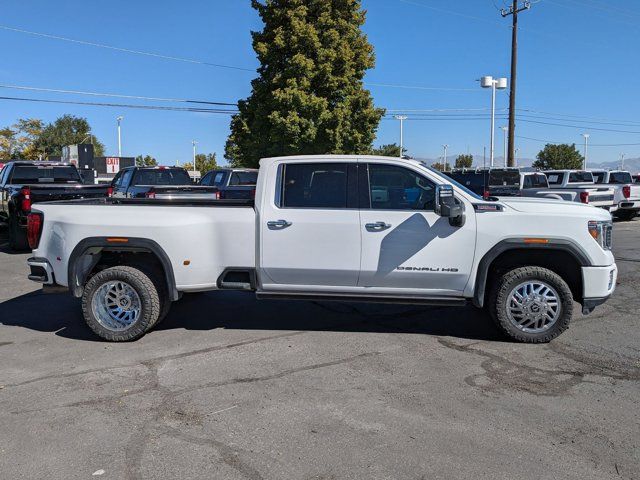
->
left=267, top=219, right=292, bottom=229
left=365, top=221, right=391, bottom=231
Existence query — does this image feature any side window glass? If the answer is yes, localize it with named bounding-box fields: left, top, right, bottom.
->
left=281, top=163, right=348, bottom=208
left=523, top=176, right=532, bottom=189
left=368, top=164, right=436, bottom=211
left=213, top=172, right=225, bottom=186
left=200, top=173, right=211, bottom=186
left=120, top=170, right=134, bottom=188
left=112, top=171, right=123, bottom=187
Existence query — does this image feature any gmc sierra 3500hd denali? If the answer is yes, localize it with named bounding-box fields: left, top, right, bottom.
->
left=26, top=155, right=618, bottom=343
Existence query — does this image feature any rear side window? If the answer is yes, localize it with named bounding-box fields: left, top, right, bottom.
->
left=212, top=172, right=225, bottom=186
left=133, top=168, right=192, bottom=186
left=10, top=165, right=81, bottom=183
left=281, top=163, right=348, bottom=208
left=609, top=172, right=632, bottom=184
left=568, top=171, right=593, bottom=183
left=229, top=171, right=258, bottom=186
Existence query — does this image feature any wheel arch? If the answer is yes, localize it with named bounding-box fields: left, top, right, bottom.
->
left=68, top=237, right=179, bottom=301
left=473, top=238, right=590, bottom=308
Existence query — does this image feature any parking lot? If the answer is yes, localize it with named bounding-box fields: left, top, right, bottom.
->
left=0, top=221, right=638, bottom=480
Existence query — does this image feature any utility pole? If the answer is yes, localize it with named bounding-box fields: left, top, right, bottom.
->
left=442, top=144, right=449, bottom=171
left=394, top=115, right=408, bottom=158
left=192, top=140, right=197, bottom=179
left=501, top=0, right=531, bottom=167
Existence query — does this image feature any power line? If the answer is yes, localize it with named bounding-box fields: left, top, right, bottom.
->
left=0, top=25, right=255, bottom=72
left=366, top=82, right=479, bottom=92
left=518, top=118, right=640, bottom=134
left=0, top=95, right=239, bottom=114
left=0, top=84, right=237, bottom=106
left=517, top=135, right=640, bottom=147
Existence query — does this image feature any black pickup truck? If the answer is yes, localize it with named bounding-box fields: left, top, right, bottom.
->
left=0, top=161, right=110, bottom=250
left=111, top=166, right=219, bottom=199
left=199, top=168, right=258, bottom=200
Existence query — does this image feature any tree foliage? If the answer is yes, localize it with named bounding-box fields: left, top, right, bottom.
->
left=533, top=144, right=584, bottom=170
left=135, top=155, right=158, bottom=167
left=431, top=162, right=446, bottom=172
left=225, top=0, right=384, bottom=167
left=34, top=115, right=105, bottom=158
left=183, top=153, right=218, bottom=174
left=454, top=154, right=473, bottom=169
left=371, top=143, right=407, bottom=157
left=0, top=119, right=45, bottom=160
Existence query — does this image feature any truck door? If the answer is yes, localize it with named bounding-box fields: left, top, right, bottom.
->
left=0, top=164, right=10, bottom=218
left=358, top=162, right=476, bottom=294
left=259, top=161, right=361, bottom=287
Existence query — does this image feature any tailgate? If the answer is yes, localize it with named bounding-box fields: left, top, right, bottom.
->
left=587, top=188, right=615, bottom=206
left=30, top=185, right=109, bottom=202
left=153, top=186, right=218, bottom=200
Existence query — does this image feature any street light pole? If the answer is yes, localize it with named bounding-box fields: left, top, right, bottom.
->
left=620, top=153, right=625, bottom=170
left=394, top=115, right=408, bottom=158
left=582, top=133, right=590, bottom=169
left=442, top=144, right=449, bottom=171
left=501, top=126, right=508, bottom=167
left=481, top=76, right=507, bottom=168
left=116, top=116, right=124, bottom=157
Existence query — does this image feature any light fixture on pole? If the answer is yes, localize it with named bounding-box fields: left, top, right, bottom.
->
left=480, top=76, right=507, bottom=168
left=394, top=115, right=408, bottom=159
left=501, top=126, right=508, bottom=167
left=116, top=116, right=124, bottom=157
left=192, top=140, right=198, bottom=180
left=581, top=133, right=590, bottom=169
left=442, top=144, right=449, bottom=172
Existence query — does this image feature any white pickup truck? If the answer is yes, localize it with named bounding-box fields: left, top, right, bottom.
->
left=26, top=155, right=618, bottom=343
left=591, top=170, right=640, bottom=221
left=543, top=170, right=616, bottom=210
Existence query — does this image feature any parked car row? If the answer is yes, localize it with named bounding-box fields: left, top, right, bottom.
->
left=1, top=160, right=259, bottom=250
left=445, top=167, right=638, bottom=220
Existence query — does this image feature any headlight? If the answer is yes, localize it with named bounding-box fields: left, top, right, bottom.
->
left=588, top=220, right=612, bottom=250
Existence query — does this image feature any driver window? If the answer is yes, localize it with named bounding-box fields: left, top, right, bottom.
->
left=367, top=164, right=436, bottom=211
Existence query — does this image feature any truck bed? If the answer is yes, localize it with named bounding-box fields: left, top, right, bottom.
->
left=38, top=197, right=254, bottom=207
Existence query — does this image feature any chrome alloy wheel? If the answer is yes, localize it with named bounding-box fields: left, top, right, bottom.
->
left=506, top=281, right=561, bottom=333
left=91, top=281, right=142, bottom=331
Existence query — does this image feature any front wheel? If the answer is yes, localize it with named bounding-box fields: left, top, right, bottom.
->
left=489, top=266, right=573, bottom=343
left=614, top=209, right=637, bottom=221
left=81, top=266, right=161, bottom=341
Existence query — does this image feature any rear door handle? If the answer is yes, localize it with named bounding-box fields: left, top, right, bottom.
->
left=267, top=219, right=292, bottom=229
left=365, top=221, right=391, bottom=230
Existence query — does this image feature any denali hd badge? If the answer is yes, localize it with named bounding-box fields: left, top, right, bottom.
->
left=396, top=267, right=459, bottom=272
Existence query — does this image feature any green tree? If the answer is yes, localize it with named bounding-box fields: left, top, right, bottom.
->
left=431, top=162, right=446, bottom=172
left=13, top=118, right=45, bottom=159
left=135, top=155, right=158, bottom=167
left=371, top=143, right=407, bottom=157
left=225, top=0, right=384, bottom=167
left=533, top=144, right=584, bottom=170
left=33, top=115, right=105, bottom=158
left=183, top=153, right=218, bottom=174
left=454, top=154, right=473, bottom=169
left=0, top=127, right=17, bottom=160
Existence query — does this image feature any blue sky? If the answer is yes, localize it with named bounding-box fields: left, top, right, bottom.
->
left=1, top=0, right=639, bottom=165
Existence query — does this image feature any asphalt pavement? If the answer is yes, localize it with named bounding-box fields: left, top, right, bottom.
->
left=0, top=221, right=639, bottom=479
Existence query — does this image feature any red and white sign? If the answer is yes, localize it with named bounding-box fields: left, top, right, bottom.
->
left=106, top=157, right=120, bottom=174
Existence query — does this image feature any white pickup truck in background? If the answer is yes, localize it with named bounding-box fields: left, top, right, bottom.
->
left=591, top=170, right=640, bottom=220
left=26, top=155, right=618, bottom=344
left=543, top=170, right=616, bottom=210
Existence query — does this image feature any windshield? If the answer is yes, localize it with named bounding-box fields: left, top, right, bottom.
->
left=11, top=165, right=81, bottom=184
left=133, top=168, right=193, bottom=186
left=610, top=172, right=632, bottom=184
left=568, top=171, right=594, bottom=183
left=423, top=164, right=483, bottom=200
left=229, top=170, right=258, bottom=186
left=592, top=172, right=606, bottom=184
left=488, top=169, right=520, bottom=187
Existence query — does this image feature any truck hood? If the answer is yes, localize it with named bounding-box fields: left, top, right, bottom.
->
left=497, top=197, right=611, bottom=219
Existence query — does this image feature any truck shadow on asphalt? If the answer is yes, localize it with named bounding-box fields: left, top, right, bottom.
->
left=0, top=289, right=503, bottom=342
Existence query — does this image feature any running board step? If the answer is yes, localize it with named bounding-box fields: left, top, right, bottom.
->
left=256, top=291, right=467, bottom=306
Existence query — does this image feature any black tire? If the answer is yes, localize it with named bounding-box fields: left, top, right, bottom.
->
left=150, top=294, right=172, bottom=329
left=614, top=209, right=637, bottom=221
left=489, top=266, right=573, bottom=343
left=81, top=266, right=160, bottom=341
left=8, top=214, right=28, bottom=251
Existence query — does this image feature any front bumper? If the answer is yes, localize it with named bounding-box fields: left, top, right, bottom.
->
left=581, top=264, right=617, bottom=314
